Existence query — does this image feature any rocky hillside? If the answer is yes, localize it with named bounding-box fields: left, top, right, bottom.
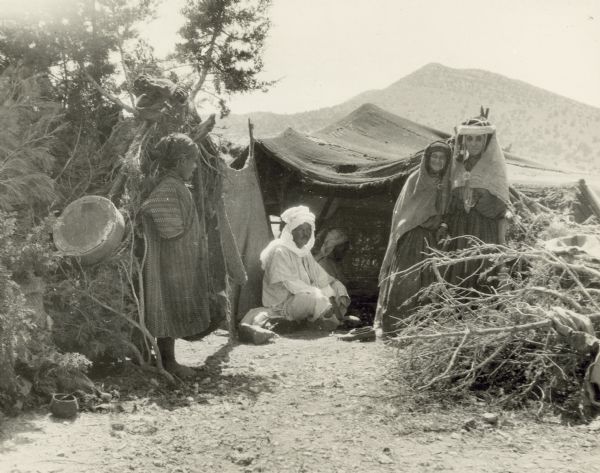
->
left=220, top=63, right=600, bottom=173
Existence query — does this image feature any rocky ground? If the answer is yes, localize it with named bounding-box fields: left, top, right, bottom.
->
left=1, top=329, right=600, bottom=473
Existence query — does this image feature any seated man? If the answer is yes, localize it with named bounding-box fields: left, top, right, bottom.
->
left=260, top=206, right=350, bottom=328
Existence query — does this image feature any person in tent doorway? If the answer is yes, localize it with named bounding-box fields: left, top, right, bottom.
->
left=375, top=140, right=452, bottom=336
left=260, top=206, right=350, bottom=329
left=445, top=112, right=512, bottom=287
left=141, top=133, right=209, bottom=378
left=315, top=228, right=350, bottom=286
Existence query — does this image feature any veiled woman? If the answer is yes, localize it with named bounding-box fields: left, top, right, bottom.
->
left=445, top=115, right=511, bottom=287
left=375, top=141, right=452, bottom=335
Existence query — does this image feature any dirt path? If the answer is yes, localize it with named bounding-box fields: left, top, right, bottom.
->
left=1, top=330, right=600, bottom=473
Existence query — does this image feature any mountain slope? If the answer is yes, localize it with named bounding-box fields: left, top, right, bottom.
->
left=220, top=63, right=600, bottom=172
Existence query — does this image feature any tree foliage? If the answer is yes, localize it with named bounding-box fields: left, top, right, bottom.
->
left=0, top=0, right=158, bottom=141
left=0, top=68, right=61, bottom=213
left=176, top=0, right=273, bottom=116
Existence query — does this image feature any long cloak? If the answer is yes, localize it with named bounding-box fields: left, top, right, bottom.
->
left=376, top=144, right=450, bottom=333
left=141, top=172, right=211, bottom=338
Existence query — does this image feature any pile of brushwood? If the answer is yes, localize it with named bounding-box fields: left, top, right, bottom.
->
left=388, top=187, right=600, bottom=420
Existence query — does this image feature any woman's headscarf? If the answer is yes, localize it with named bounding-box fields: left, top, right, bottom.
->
left=450, top=116, right=510, bottom=208
left=259, top=205, right=316, bottom=269
left=315, top=229, right=349, bottom=262
left=155, top=132, right=199, bottom=169
left=378, top=140, right=451, bottom=284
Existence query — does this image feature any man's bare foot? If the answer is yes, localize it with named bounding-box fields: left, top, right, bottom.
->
left=164, top=361, right=196, bottom=379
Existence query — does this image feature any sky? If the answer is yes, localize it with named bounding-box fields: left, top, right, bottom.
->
left=4, top=0, right=599, bottom=115
left=143, top=0, right=600, bottom=115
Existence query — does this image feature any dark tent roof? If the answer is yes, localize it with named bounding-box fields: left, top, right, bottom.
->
left=254, top=103, right=563, bottom=190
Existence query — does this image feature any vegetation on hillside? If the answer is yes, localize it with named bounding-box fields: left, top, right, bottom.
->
left=0, top=0, right=273, bottom=414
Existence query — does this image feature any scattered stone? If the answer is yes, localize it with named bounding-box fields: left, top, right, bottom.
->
left=588, top=419, right=600, bottom=432
left=481, top=413, right=499, bottom=425
left=99, top=392, right=113, bottom=402
left=462, top=418, right=478, bottom=431
left=376, top=453, right=394, bottom=464
left=229, top=451, right=255, bottom=466
left=111, top=423, right=125, bottom=431
left=149, top=378, right=160, bottom=387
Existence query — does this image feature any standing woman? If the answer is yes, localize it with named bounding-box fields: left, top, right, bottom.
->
left=141, top=133, right=210, bottom=378
left=446, top=115, right=511, bottom=286
left=375, top=141, right=452, bottom=335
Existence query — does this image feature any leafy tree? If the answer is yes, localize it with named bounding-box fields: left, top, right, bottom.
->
left=0, top=0, right=158, bottom=142
left=176, top=0, right=274, bottom=116
left=0, top=68, right=61, bottom=213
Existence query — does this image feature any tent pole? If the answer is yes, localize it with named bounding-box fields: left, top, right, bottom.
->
left=248, top=119, right=275, bottom=238
left=248, top=118, right=255, bottom=161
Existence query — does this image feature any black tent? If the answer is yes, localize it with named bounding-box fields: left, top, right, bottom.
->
left=225, top=103, right=584, bottom=319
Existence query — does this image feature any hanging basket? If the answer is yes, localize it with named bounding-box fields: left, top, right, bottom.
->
left=53, top=196, right=125, bottom=265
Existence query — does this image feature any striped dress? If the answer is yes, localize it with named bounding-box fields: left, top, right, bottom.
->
left=141, top=172, right=211, bottom=338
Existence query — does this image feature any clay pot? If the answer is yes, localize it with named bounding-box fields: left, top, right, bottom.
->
left=50, top=393, right=79, bottom=418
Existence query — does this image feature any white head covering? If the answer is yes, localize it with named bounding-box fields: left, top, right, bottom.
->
left=315, top=228, right=349, bottom=262
left=450, top=121, right=510, bottom=206
left=259, top=205, right=316, bottom=269
left=280, top=205, right=316, bottom=231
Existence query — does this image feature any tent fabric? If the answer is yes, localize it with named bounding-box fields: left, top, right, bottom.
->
left=256, top=128, right=422, bottom=189
left=225, top=103, right=583, bottom=316
left=223, top=154, right=272, bottom=321
left=254, top=104, right=563, bottom=190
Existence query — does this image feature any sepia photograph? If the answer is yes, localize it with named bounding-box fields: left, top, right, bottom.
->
left=0, top=0, right=599, bottom=471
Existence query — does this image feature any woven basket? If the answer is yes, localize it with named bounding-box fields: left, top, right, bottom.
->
left=53, top=196, right=125, bottom=265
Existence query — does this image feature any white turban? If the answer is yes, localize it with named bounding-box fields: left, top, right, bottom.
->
left=259, top=205, right=316, bottom=269
left=281, top=205, right=315, bottom=231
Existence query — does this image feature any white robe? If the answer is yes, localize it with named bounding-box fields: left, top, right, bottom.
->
left=262, top=245, right=349, bottom=321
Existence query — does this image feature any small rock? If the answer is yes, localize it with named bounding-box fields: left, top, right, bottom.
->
left=99, top=392, right=112, bottom=402
left=588, top=419, right=600, bottom=432
left=149, top=378, right=160, bottom=387
left=376, top=453, right=393, bottom=464
left=248, top=386, right=260, bottom=394
left=111, top=423, right=125, bottom=431
left=481, top=413, right=499, bottom=425
left=462, top=418, right=477, bottom=431
left=229, top=452, right=254, bottom=466
left=152, top=460, right=165, bottom=467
